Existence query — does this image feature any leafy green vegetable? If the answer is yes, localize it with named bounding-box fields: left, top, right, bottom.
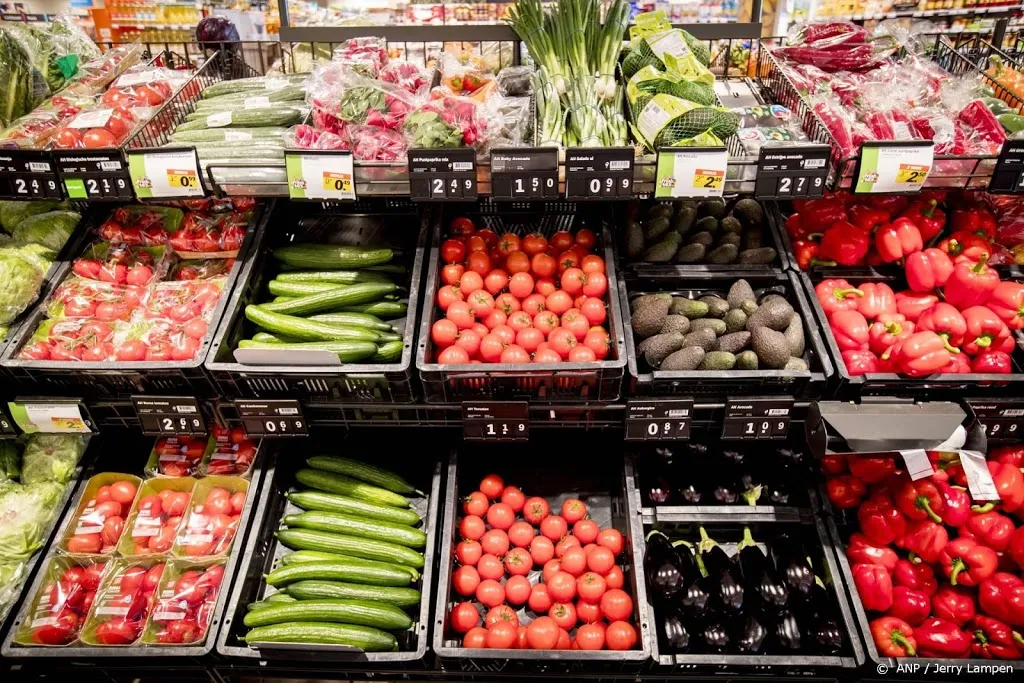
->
left=0, top=481, right=64, bottom=561
left=0, top=441, right=20, bottom=482
left=0, top=560, right=26, bottom=623
left=0, top=238, right=51, bottom=325
left=0, top=199, right=68, bottom=233
left=403, top=110, right=464, bottom=148
left=19, top=434, right=83, bottom=485
left=12, top=210, right=80, bottom=252
left=0, top=27, right=35, bottom=127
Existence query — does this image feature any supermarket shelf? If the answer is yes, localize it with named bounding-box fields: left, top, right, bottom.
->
left=819, top=3, right=1020, bottom=20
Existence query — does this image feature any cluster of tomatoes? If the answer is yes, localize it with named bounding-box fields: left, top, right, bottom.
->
left=100, top=80, right=173, bottom=109
left=64, top=479, right=139, bottom=554
left=448, top=473, right=639, bottom=651
left=49, top=278, right=148, bottom=322
left=204, top=426, right=258, bottom=477
left=148, top=563, right=224, bottom=644
left=52, top=106, right=140, bottom=149
left=88, top=561, right=166, bottom=645
left=145, top=280, right=222, bottom=326
left=73, top=243, right=158, bottom=287
left=28, top=562, right=109, bottom=644
left=177, top=486, right=245, bottom=557
left=168, top=211, right=248, bottom=256
left=127, top=486, right=193, bottom=556
left=150, top=436, right=208, bottom=478
left=98, top=207, right=175, bottom=246
left=432, top=218, right=614, bottom=364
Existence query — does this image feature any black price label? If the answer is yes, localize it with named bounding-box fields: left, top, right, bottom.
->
left=463, top=402, right=529, bottom=441
left=408, top=148, right=477, bottom=201
left=722, top=398, right=793, bottom=440
left=989, top=141, right=1024, bottom=194
left=969, top=400, right=1024, bottom=441
left=0, top=404, right=18, bottom=436
left=132, top=396, right=205, bottom=436
left=237, top=399, right=307, bottom=437
left=624, top=399, right=693, bottom=441
left=490, top=147, right=558, bottom=200
left=54, top=150, right=133, bottom=201
left=564, top=147, right=634, bottom=200
left=0, top=149, right=62, bottom=200
left=755, top=145, right=830, bottom=199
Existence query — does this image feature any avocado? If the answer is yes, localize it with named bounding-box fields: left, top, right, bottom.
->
left=698, top=197, right=727, bottom=219
left=727, top=279, right=756, bottom=310
left=724, top=308, right=747, bottom=333
left=738, top=247, right=778, bottom=265
left=707, top=244, right=739, bottom=264
left=660, top=315, right=691, bottom=335
left=699, top=351, right=736, bottom=370
left=736, top=350, right=759, bottom=370
left=680, top=328, right=718, bottom=352
left=719, top=216, right=743, bottom=234
left=674, top=243, right=706, bottom=263
left=643, top=332, right=685, bottom=368
left=632, top=293, right=671, bottom=311
left=660, top=346, right=705, bottom=371
left=746, top=295, right=794, bottom=332
left=751, top=327, right=791, bottom=369
left=695, top=215, right=719, bottom=234
left=785, top=357, right=810, bottom=372
left=670, top=298, right=708, bottom=319
left=672, top=206, right=697, bottom=235
left=644, top=216, right=672, bottom=241
left=641, top=238, right=680, bottom=262
left=733, top=197, right=764, bottom=226
left=691, top=318, right=727, bottom=336
left=715, top=331, right=751, bottom=354
left=626, top=222, right=645, bottom=258
left=688, top=231, right=714, bottom=247
left=647, top=203, right=674, bottom=220
left=743, top=230, right=763, bottom=250
left=741, top=300, right=759, bottom=316
left=631, top=295, right=672, bottom=337
left=719, top=232, right=742, bottom=248
left=784, top=313, right=805, bottom=357
left=698, top=296, right=730, bottom=318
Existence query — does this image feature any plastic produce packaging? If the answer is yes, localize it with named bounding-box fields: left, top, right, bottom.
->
left=404, top=93, right=496, bottom=149
left=118, top=478, right=195, bottom=557
left=80, top=558, right=164, bottom=645
left=0, top=479, right=67, bottom=561
left=96, top=205, right=184, bottom=246
left=168, top=210, right=248, bottom=258
left=379, top=60, right=433, bottom=96
left=60, top=473, right=140, bottom=555
left=172, top=477, right=246, bottom=558
left=51, top=104, right=153, bottom=149
left=309, top=67, right=421, bottom=134
left=20, top=434, right=85, bottom=486
left=144, top=561, right=224, bottom=644
left=200, top=427, right=258, bottom=477
left=331, top=36, right=388, bottom=78
left=47, top=277, right=149, bottom=321
left=13, top=556, right=108, bottom=646
left=144, top=278, right=225, bottom=325
left=145, top=437, right=212, bottom=478
left=72, top=242, right=168, bottom=287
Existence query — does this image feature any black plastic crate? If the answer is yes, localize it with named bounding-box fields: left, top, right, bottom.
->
left=621, top=270, right=832, bottom=399
left=216, top=439, right=440, bottom=666
left=0, top=203, right=273, bottom=399
left=206, top=203, right=427, bottom=403
left=416, top=204, right=627, bottom=403
left=802, top=272, right=1024, bottom=400
left=432, top=446, right=651, bottom=673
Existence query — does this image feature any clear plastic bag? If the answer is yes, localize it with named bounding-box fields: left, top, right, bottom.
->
left=71, top=242, right=168, bottom=286
left=200, top=426, right=258, bottom=477
left=59, top=473, right=140, bottom=556
left=144, top=278, right=225, bottom=324
left=46, top=277, right=148, bottom=321
left=0, top=236, right=51, bottom=326
left=171, top=259, right=233, bottom=281
left=286, top=123, right=350, bottom=150
left=63, top=44, right=144, bottom=97
left=144, top=436, right=212, bottom=479
left=80, top=559, right=163, bottom=646
left=309, top=68, right=420, bottom=131
left=332, top=37, right=388, bottom=78
left=167, top=210, right=248, bottom=257
left=13, top=556, right=108, bottom=646
left=404, top=93, right=496, bottom=149
left=349, top=124, right=408, bottom=162
left=97, top=205, right=184, bottom=246
left=379, top=60, right=433, bottom=96
left=440, top=53, right=494, bottom=97
left=496, top=66, right=533, bottom=97
left=172, top=477, right=247, bottom=558
left=144, top=561, right=224, bottom=645
left=51, top=104, right=154, bottom=149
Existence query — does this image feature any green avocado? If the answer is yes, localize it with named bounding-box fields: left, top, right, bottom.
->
left=660, top=346, right=704, bottom=371
left=699, top=351, right=736, bottom=370
left=670, top=298, right=708, bottom=319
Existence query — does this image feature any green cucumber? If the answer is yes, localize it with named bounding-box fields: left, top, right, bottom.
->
left=306, top=456, right=419, bottom=495
left=261, top=283, right=398, bottom=316
left=370, top=341, right=404, bottom=362
left=265, top=557, right=412, bottom=587
left=281, top=550, right=420, bottom=580
left=273, top=245, right=395, bottom=269
left=247, top=593, right=297, bottom=610
left=245, top=306, right=383, bottom=342
left=286, top=580, right=421, bottom=608
left=333, top=302, right=408, bottom=318
left=273, top=296, right=296, bottom=303
left=277, top=270, right=395, bottom=284
left=275, top=528, right=424, bottom=568
left=307, top=313, right=395, bottom=332
left=284, top=511, right=426, bottom=548
left=252, top=332, right=299, bottom=343
left=243, top=599, right=412, bottom=630
left=238, top=339, right=379, bottom=362
left=295, top=468, right=410, bottom=508
left=268, top=281, right=350, bottom=297
left=243, top=622, right=398, bottom=651
left=287, top=490, right=421, bottom=526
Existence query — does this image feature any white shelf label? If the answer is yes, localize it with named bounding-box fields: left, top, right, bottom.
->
left=127, top=148, right=204, bottom=198
left=286, top=151, right=356, bottom=201
left=854, top=142, right=934, bottom=193
left=655, top=148, right=727, bottom=198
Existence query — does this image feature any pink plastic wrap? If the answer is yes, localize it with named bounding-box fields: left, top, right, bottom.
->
left=404, top=94, right=497, bottom=149
left=286, top=124, right=350, bottom=151
left=786, top=21, right=868, bottom=49
left=308, top=69, right=419, bottom=131
left=380, top=61, right=433, bottom=96
left=331, top=37, right=388, bottom=78
left=348, top=124, right=407, bottom=162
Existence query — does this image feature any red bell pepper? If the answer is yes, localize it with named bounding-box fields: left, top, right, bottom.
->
left=940, top=537, right=999, bottom=587
left=895, top=292, right=939, bottom=322
left=961, top=509, right=1015, bottom=552
left=936, top=482, right=971, bottom=527
left=932, top=585, right=977, bottom=627
left=820, top=454, right=847, bottom=475
left=992, top=445, right=1024, bottom=468
left=800, top=196, right=847, bottom=229
left=849, top=203, right=890, bottom=233
left=945, top=254, right=1000, bottom=309
left=939, top=230, right=994, bottom=263
left=853, top=562, right=894, bottom=612
left=897, top=331, right=954, bottom=377
left=1008, top=526, right=1024, bottom=571
left=915, top=617, right=972, bottom=658
left=950, top=205, right=997, bottom=240
left=916, top=302, right=966, bottom=351
left=848, top=456, right=895, bottom=484
left=868, top=314, right=913, bottom=356
left=901, top=199, right=946, bottom=242
left=856, top=282, right=897, bottom=320
left=816, top=278, right=864, bottom=316
left=970, top=615, right=1024, bottom=660
left=793, top=235, right=832, bottom=270
left=831, top=309, right=870, bottom=351
left=842, top=349, right=880, bottom=375
left=897, top=519, right=949, bottom=564
left=893, top=477, right=944, bottom=523
left=988, top=461, right=1024, bottom=513
left=985, top=281, right=1024, bottom=330
left=826, top=474, right=866, bottom=509
left=876, top=218, right=924, bottom=263
left=961, top=306, right=1011, bottom=356
left=819, top=222, right=870, bottom=266
left=971, top=351, right=1013, bottom=374
left=889, top=586, right=931, bottom=627
left=847, top=532, right=898, bottom=571
left=893, top=558, right=938, bottom=596
left=784, top=212, right=807, bottom=240
left=942, top=353, right=973, bottom=374
left=871, top=616, right=917, bottom=657
left=858, top=493, right=908, bottom=545
left=905, top=248, right=954, bottom=293
left=880, top=338, right=904, bottom=372
left=979, top=572, right=1024, bottom=627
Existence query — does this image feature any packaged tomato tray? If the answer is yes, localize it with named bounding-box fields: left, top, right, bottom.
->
left=118, top=479, right=196, bottom=558
left=71, top=242, right=170, bottom=286
left=172, top=478, right=247, bottom=558
left=59, top=473, right=141, bottom=556
left=96, top=206, right=184, bottom=246
left=167, top=211, right=250, bottom=259
left=144, top=561, right=225, bottom=645
left=144, top=436, right=215, bottom=478
left=13, top=556, right=109, bottom=646
left=200, top=426, right=259, bottom=477
left=46, top=278, right=150, bottom=321
left=79, top=559, right=165, bottom=646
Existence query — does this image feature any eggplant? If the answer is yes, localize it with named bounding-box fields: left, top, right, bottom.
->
left=739, top=471, right=764, bottom=506
left=771, top=611, right=802, bottom=651
left=798, top=583, right=844, bottom=654
left=697, top=615, right=730, bottom=653
left=674, top=542, right=711, bottom=621
left=771, top=535, right=815, bottom=601
left=764, top=475, right=791, bottom=505
left=697, top=527, right=744, bottom=615
left=712, top=484, right=738, bottom=505
left=732, top=614, right=768, bottom=654
left=662, top=608, right=691, bottom=652
left=647, top=475, right=674, bottom=505
left=679, top=482, right=703, bottom=504
left=736, top=527, right=789, bottom=615
left=684, top=443, right=709, bottom=457
left=721, top=448, right=744, bottom=466
left=775, top=446, right=804, bottom=467
left=644, top=530, right=686, bottom=600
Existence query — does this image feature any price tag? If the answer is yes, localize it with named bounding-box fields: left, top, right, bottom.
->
left=959, top=449, right=1001, bottom=501
left=0, top=404, right=17, bottom=436
left=968, top=400, right=1024, bottom=441
left=463, top=402, right=528, bottom=441
left=754, top=145, right=830, bottom=199
left=236, top=399, right=307, bottom=437
left=0, top=149, right=62, bottom=199
left=988, top=140, right=1024, bottom=194
left=7, top=400, right=95, bottom=434
left=408, top=148, right=477, bottom=201
left=654, top=147, right=728, bottom=199
left=853, top=141, right=934, bottom=194
left=624, top=399, right=693, bottom=441
left=490, top=147, right=558, bottom=200
left=564, top=147, right=634, bottom=200
left=285, top=150, right=356, bottom=201
left=54, top=150, right=133, bottom=200
left=127, top=148, right=205, bottom=199
left=898, top=449, right=936, bottom=481
left=131, top=396, right=205, bottom=436
left=721, top=397, right=793, bottom=440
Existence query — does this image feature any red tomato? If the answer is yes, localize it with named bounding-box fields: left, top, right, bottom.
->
left=463, top=626, right=488, bottom=648
left=468, top=290, right=496, bottom=318
left=528, top=582, right=553, bottom=613
left=530, top=535, right=555, bottom=564
left=581, top=254, right=605, bottom=274
left=459, top=515, right=486, bottom=541
left=467, top=234, right=487, bottom=252
left=504, top=547, right=533, bottom=576
left=486, top=620, right=518, bottom=649
left=580, top=298, right=607, bottom=326
left=494, top=293, right=521, bottom=315
left=54, top=127, right=83, bottom=148
left=455, top=540, right=482, bottom=566
left=450, top=602, right=481, bottom=633
left=542, top=559, right=562, bottom=583
left=583, top=272, right=608, bottom=298
left=119, top=566, right=146, bottom=595
left=482, top=311, right=507, bottom=331
left=507, top=311, right=533, bottom=332
left=535, top=278, right=557, bottom=297
left=531, top=252, right=556, bottom=278
left=577, top=599, right=602, bottom=623
left=500, top=486, right=525, bottom=512
left=555, top=535, right=581, bottom=558
left=533, top=311, right=559, bottom=335
left=522, top=233, right=548, bottom=255
left=597, top=528, right=624, bottom=556
left=144, top=564, right=165, bottom=592
left=500, top=344, right=531, bottom=363
left=485, top=502, right=515, bottom=530
left=548, top=602, right=577, bottom=630
left=68, top=534, right=102, bottom=553
left=576, top=623, right=605, bottom=650
left=101, top=515, right=124, bottom=545
left=508, top=272, right=534, bottom=298
left=115, top=340, right=148, bottom=362
left=605, top=621, right=637, bottom=651
left=479, top=333, right=505, bottom=362
left=547, top=571, right=577, bottom=603
left=548, top=329, right=578, bottom=359
left=557, top=250, right=581, bottom=274
left=476, top=229, right=498, bottom=247
left=559, top=547, right=588, bottom=576
left=484, top=604, right=519, bottom=628
left=446, top=301, right=475, bottom=330
left=94, top=486, right=112, bottom=504
left=492, top=326, right=516, bottom=345
left=574, top=228, right=597, bottom=251
left=516, top=327, right=544, bottom=353
left=587, top=546, right=616, bottom=575
left=442, top=264, right=465, bottom=286
left=561, top=310, right=590, bottom=341
left=477, top=554, right=504, bottom=581
left=459, top=271, right=484, bottom=296
left=437, top=285, right=464, bottom=310
left=550, top=231, right=574, bottom=253
left=521, top=293, right=546, bottom=316
left=438, top=346, right=470, bottom=364
left=462, top=491, right=489, bottom=517
left=450, top=217, right=475, bottom=235
left=453, top=565, right=480, bottom=596
left=229, top=492, right=246, bottom=515
left=497, top=234, right=521, bottom=256
left=584, top=328, right=611, bottom=359
left=504, top=575, right=532, bottom=605
left=480, top=529, right=510, bottom=556
left=560, top=268, right=586, bottom=295
left=526, top=616, right=560, bottom=650
left=604, top=565, right=625, bottom=590
left=573, top=519, right=600, bottom=544
left=523, top=496, right=550, bottom=524
left=467, top=250, right=491, bottom=276
left=545, top=291, right=573, bottom=316
left=94, top=619, right=138, bottom=645
left=576, top=571, right=607, bottom=603
left=475, top=579, right=505, bottom=607
left=83, top=128, right=117, bottom=149
left=441, top=239, right=467, bottom=264
left=599, top=589, right=633, bottom=622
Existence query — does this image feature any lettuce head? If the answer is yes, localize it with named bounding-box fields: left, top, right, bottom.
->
left=20, top=434, right=83, bottom=485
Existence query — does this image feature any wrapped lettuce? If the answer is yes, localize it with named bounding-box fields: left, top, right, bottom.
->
left=0, top=481, right=63, bottom=561
left=0, top=441, right=19, bottom=482
left=0, top=237, right=52, bottom=325
left=0, top=560, right=26, bottom=623
left=12, top=210, right=80, bottom=252
left=0, top=199, right=68, bottom=233
left=19, top=434, right=83, bottom=485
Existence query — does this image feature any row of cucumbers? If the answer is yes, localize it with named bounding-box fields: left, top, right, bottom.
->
left=242, top=455, right=428, bottom=652
left=240, top=244, right=410, bottom=363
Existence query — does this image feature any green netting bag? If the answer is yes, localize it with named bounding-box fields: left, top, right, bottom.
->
left=627, top=65, right=715, bottom=107
left=639, top=31, right=715, bottom=86
left=631, top=93, right=737, bottom=151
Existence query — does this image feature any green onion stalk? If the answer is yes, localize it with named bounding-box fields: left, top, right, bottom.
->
left=506, top=0, right=567, bottom=95
left=594, top=0, right=629, bottom=102
left=601, top=85, right=628, bottom=146
left=532, top=67, right=565, bottom=147
left=565, top=77, right=606, bottom=147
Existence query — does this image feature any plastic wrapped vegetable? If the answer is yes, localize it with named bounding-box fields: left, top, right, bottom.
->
left=0, top=199, right=69, bottom=233
left=0, top=482, right=65, bottom=562
left=0, top=238, right=52, bottom=326
left=0, top=441, right=21, bottom=482
left=0, top=560, right=27, bottom=623
left=20, top=434, right=85, bottom=485
left=0, top=26, right=35, bottom=127
left=12, top=210, right=80, bottom=253
left=380, top=61, right=433, bottom=96
left=286, top=123, right=349, bottom=151
left=332, top=37, right=388, bottom=78
left=404, top=94, right=494, bottom=148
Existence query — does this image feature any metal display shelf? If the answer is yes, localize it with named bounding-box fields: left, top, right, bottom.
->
left=819, top=3, right=1020, bottom=21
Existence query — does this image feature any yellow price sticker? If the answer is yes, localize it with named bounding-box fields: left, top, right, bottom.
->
left=692, top=168, right=724, bottom=191
left=322, top=171, right=352, bottom=193
left=895, top=163, right=929, bottom=184
left=166, top=168, right=198, bottom=189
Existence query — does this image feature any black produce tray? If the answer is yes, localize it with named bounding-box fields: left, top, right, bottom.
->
left=0, top=202, right=273, bottom=399
left=1, top=446, right=268, bottom=661
left=207, top=202, right=428, bottom=403
left=620, top=270, right=833, bottom=399
left=636, top=512, right=865, bottom=673
left=802, top=272, right=1024, bottom=400
left=432, top=447, right=652, bottom=673
left=216, top=439, right=440, bottom=666
left=416, top=203, right=627, bottom=403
